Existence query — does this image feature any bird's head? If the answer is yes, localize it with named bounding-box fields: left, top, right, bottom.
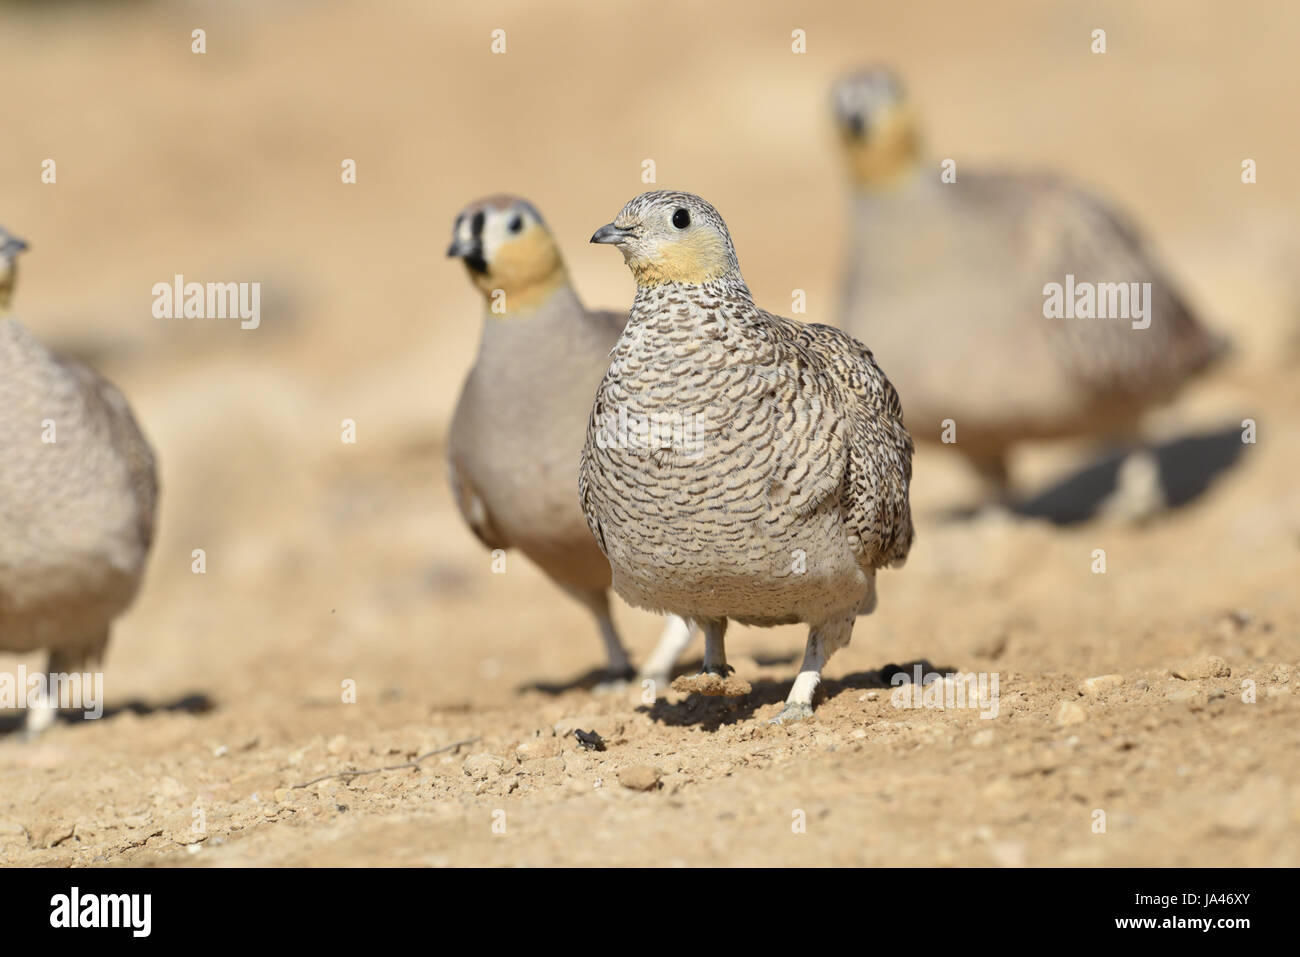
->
left=0, top=226, right=29, bottom=314
left=447, top=196, right=567, bottom=314
left=590, top=190, right=740, bottom=287
left=831, top=67, right=920, bottom=189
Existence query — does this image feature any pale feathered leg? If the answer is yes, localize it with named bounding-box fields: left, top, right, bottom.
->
left=23, top=674, right=57, bottom=737
left=24, top=633, right=107, bottom=738
left=670, top=618, right=750, bottom=697
left=638, top=614, right=696, bottom=693
left=1098, top=446, right=1165, bottom=523
left=771, top=616, right=853, bottom=724
left=700, top=618, right=731, bottom=677
left=967, top=448, right=1014, bottom=509
left=563, top=586, right=634, bottom=680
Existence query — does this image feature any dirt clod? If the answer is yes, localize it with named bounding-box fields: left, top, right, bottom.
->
left=1173, top=656, right=1231, bottom=680
left=671, top=673, right=753, bottom=697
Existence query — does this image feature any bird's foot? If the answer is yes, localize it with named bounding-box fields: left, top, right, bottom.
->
left=769, top=701, right=814, bottom=725
left=1098, top=448, right=1165, bottom=524
left=21, top=692, right=58, bottom=739
left=670, top=671, right=751, bottom=698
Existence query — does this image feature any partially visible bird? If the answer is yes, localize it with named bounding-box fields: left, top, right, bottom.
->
left=0, top=228, right=158, bottom=735
left=582, top=190, right=913, bottom=723
left=445, top=196, right=693, bottom=686
left=0, top=226, right=27, bottom=312
left=831, top=68, right=1228, bottom=505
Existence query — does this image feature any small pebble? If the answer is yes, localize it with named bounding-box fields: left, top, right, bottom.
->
left=1077, top=674, right=1124, bottom=698
left=617, top=765, right=662, bottom=791
left=1053, top=700, right=1087, bottom=726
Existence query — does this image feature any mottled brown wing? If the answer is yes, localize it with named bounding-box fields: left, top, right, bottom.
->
left=984, top=173, right=1228, bottom=395
left=793, top=321, right=914, bottom=569
left=759, top=322, right=850, bottom=520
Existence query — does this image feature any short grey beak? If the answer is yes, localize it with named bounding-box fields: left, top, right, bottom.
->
left=590, top=223, right=633, bottom=245
left=1, top=235, right=28, bottom=258
left=447, top=235, right=488, bottom=274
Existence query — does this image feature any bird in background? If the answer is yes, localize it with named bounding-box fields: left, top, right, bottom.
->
left=582, top=190, right=913, bottom=723
left=0, top=227, right=26, bottom=313
left=0, top=226, right=158, bottom=735
left=830, top=67, right=1228, bottom=512
left=445, top=196, right=694, bottom=689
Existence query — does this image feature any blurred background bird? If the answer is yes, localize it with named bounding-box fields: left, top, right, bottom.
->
left=0, top=228, right=158, bottom=735
left=445, top=196, right=693, bottom=689
left=0, top=226, right=27, bottom=313
left=830, top=67, right=1230, bottom=515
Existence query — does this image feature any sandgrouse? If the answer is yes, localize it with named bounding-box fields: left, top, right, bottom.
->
left=831, top=68, right=1227, bottom=504
left=582, top=191, right=913, bottom=723
left=0, top=227, right=158, bottom=734
left=446, top=196, right=693, bottom=686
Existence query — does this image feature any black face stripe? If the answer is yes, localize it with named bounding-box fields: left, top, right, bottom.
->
left=471, top=211, right=485, bottom=237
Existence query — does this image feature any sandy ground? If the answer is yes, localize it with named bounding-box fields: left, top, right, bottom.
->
left=1, top=0, right=1298, bottom=866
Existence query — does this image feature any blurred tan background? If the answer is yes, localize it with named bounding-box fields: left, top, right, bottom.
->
left=0, top=0, right=1297, bottom=866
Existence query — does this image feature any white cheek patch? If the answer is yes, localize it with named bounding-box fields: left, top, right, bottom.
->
left=480, top=213, right=512, bottom=263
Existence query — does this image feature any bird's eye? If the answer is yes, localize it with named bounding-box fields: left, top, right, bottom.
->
left=672, top=208, right=690, bottom=229
left=508, top=215, right=524, bottom=234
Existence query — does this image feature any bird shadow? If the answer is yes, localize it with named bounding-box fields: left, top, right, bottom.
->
left=519, top=667, right=640, bottom=696
left=941, top=424, right=1249, bottom=526
left=0, top=692, right=215, bottom=737
left=642, top=658, right=953, bottom=730
left=520, top=649, right=804, bottom=697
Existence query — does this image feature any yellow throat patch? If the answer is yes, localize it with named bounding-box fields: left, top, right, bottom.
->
left=841, top=105, right=921, bottom=189
left=472, top=225, right=568, bottom=316
left=628, top=228, right=731, bottom=287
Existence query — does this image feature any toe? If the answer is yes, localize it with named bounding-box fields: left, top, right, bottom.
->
left=636, top=672, right=672, bottom=697
left=769, top=702, right=814, bottom=725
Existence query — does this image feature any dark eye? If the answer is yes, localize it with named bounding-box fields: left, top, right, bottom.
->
left=672, top=208, right=690, bottom=229
left=508, top=215, right=524, bottom=233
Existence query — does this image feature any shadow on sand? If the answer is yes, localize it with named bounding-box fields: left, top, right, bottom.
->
left=946, top=424, right=1249, bottom=525
left=0, top=692, right=215, bottom=737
